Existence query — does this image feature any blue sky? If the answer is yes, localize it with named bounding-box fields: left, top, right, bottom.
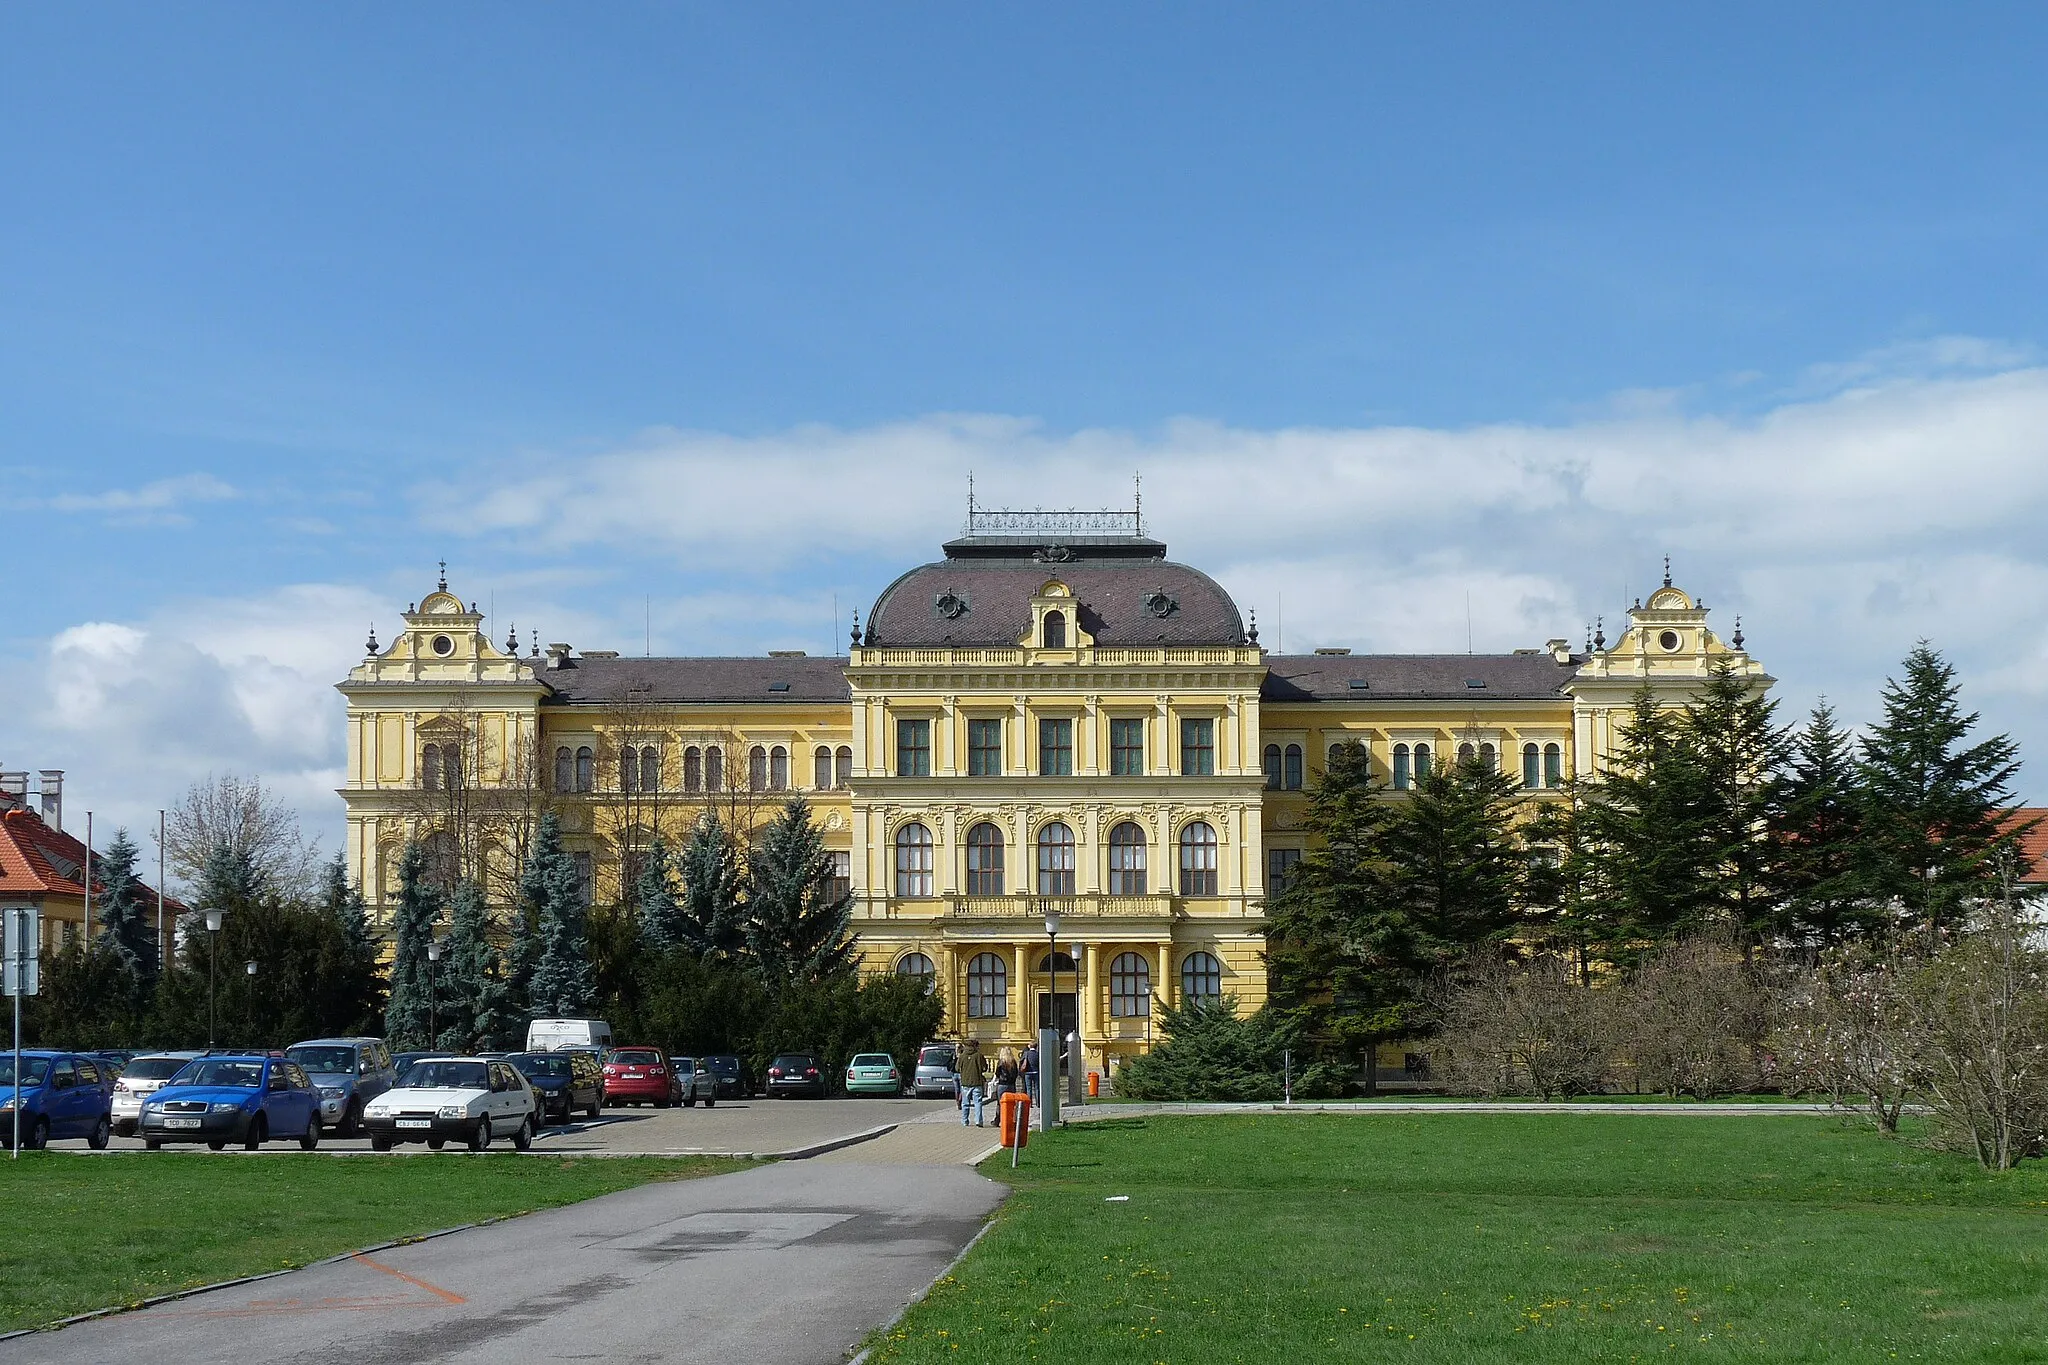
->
left=6, top=5, right=2048, bottom=855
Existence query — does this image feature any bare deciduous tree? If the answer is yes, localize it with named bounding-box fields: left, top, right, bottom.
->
left=1619, top=934, right=1769, bottom=1099
left=1430, top=953, right=1612, bottom=1100
left=1773, top=943, right=1920, bottom=1133
left=165, top=773, right=321, bottom=897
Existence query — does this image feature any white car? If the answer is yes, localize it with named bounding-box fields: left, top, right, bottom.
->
left=110, top=1051, right=204, bottom=1137
left=360, top=1057, right=536, bottom=1152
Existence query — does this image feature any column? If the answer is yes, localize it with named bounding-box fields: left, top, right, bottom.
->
left=947, top=945, right=964, bottom=1036
left=1012, top=941, right=1032, bottom=1038
left=1082, top=941, right=1102, bottom=1044
left=1155, top=941, right=1171, bottom=1015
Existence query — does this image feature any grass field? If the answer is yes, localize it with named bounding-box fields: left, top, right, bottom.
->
left=0, top=1153, right=746, bottom=1332
left=866, top=1114, right=2048, bottom=1363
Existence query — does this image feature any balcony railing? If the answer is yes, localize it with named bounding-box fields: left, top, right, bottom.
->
left=942, top=893, right=1179, bottom=920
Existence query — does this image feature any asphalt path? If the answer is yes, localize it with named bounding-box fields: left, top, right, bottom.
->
left=1, top=1159, right=1004, bottom=1365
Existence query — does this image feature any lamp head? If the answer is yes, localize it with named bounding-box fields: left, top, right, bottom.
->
left=427, top=939, right=441, bottom=963
left=244, top=959, right=257, bottom=976
left=203, top=908, right=224, bottom=933
left=1043, top=909, right=1062, bottom=938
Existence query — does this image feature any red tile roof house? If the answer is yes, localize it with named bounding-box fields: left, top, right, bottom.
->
left=0, top=779, right=184, bottom=961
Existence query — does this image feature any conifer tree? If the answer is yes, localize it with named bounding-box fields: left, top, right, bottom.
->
left=196, top=840, right=261, bottom=922
left=1382, top=749, right=1529, bottom=961
left=1771, top=703, right=1875, bottom=947
left=678, top=812, right=747, bottom=960
left=321, top=852, right=377, bottom=960
left=635, top=832, right=685, bottom=952
left=1858, top=643, right=2025, bottom=931
left=525, top=811, right=594, bottom=1017
left=745, top=798, right=856, bottom=987
left=1680, top=660, right=1787, bottom=949
left=438, top=879, right=510, bottom=1050
left=94, top=829, right=160, bottom=1000
left=1576, top=688, right=1721, bottom=951
left=383, top=841, right=443, bottom=1048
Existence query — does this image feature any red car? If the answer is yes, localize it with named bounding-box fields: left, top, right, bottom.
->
left=601, top=1048, right=681, bottom=1108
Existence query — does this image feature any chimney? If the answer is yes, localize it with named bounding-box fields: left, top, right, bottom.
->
left=546, top=643, right=574, bottom=670
left=0, top=772, right=25, bottom=813
left=38, top=771, right=62, bottom=832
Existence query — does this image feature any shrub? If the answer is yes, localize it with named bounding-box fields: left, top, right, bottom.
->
left=1430, top=953, right=1611, bottom=1099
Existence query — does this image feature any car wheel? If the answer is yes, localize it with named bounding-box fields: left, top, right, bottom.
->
left=705, top=1094, right=716, bottom=1109
left=207, top=1139, right=227, bottom=1151
left=144, top=1137, right=162, bottom=1151
left=23, top=1116, right=49, bottom=1150
left=512, top=1117, right=532, bottom=1151
left=428, top=1137, right=446, bottom=1151
left=469, top=1117, right=492, bottom=1152
left=343, top=1100, right=362, bottom=1137
left=300, top=1115, right=322, bottom=1151
left=244, top=1116, right=268, bottom=1151
left=683, top=1095, right=695, bottom=1108
left=370, top=1136, right=393, bottom=1152
left=89, top=1115, right=111, bottom=1150
left=586, top=1095, right=601, bottom=1120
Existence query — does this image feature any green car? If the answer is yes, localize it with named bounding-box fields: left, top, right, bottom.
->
left=843, top=1053, right=903, bottom=1097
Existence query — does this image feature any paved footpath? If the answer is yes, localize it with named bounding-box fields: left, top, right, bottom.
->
left=1071, top=1099, right=1839, bottom=1119
left=1, top=1158, right=1004, bottom=1365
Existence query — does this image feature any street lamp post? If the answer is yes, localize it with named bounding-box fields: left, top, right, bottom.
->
left=244, top=960, right=257, bottom=1044
left=1043, top=908, right=1061, bottom=1107
left=203, top=908, right=224, bottom=1047
left=426, top=937, right=441, bottom=1049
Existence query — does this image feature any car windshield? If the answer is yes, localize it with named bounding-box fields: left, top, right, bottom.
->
left=674, top=1059, right=695, bottom=1072
left=612, top=1050, right=660, bottom=1065
left=399, top=1061, right=489, bottom=1090
left=122, top=1057, right=190, bottom=1081
left=511, top=1056, right=570, bottom=1079
left=286, top=1047, right=357, bottom=1074
left=0, top=1059, right=51, bottom=1087
left=854, top=1054, right=893, bottom=1067
left=773, top=1055, right=814, bottom=1069
left=707, top=1057, right=738, bottom=1074
left=171, top=1060, right=264, bottom=1088
left=918, top=1047, right=954, bottom=1067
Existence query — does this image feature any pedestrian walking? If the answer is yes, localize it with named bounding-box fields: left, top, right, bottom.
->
left=1022, top=1042, right=1039, bottom=1105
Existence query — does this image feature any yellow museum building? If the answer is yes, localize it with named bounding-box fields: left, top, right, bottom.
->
left=337, top=511, right=1766, bottom=1075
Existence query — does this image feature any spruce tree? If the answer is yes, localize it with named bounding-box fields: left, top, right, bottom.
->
left=525, top=811, right=594, bottom=1017
left=1382, top=749, right=1528, bottom=962
left=383, top=841, right=443, bottom=1048
left=635, top=832, right=686, bottom=952
left=1858, top=643, right=2025, bottom=931
left=1577, top=688, right=1721, bottom=951
left=438, top=880, right=509, bottom=1050
left=315, top=853, right=385, bottom=1032
left=1772, top=703, right=1876, bottom=947
left=1680, top=661, right=1787, bottom=950
left=94, top=829, right=160, bottom=1001
left=678, top=812, right=747, bottom=959
left=322, top=853, right=377, bottom=960
left=745, top=798, right=856, bottom=987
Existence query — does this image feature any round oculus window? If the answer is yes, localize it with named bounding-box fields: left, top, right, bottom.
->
left=1657, top=630, right=1681, bottom=652
left=431, top=635, right=455, bottom=656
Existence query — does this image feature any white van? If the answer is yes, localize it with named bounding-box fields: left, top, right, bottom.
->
left=526, top=1019, right=614, bottom=1053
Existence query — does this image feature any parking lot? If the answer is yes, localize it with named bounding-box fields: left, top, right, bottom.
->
left=63, top=1094, right=960, bottom=1159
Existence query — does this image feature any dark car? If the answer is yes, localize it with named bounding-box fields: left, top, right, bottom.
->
left=704, top=1054, right=750, bottom=1100
left=138, top=1055, right=323, bottom=1151
left=764, top=1052, right=827, bottom=1099
left=508, top=1051, right=604, bottom=1125
left=2, top=1051, right=116, bottom=1150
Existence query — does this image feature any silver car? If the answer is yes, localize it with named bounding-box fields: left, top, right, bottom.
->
left=110, top=1051, right=204, bottom=1136
left=285, top=1038, right=396, bottom=1136
left=912, top=1043, right=960, bottom=1098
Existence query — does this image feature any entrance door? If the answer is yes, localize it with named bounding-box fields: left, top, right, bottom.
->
left=1037, top=992, right=1078, bottom=1035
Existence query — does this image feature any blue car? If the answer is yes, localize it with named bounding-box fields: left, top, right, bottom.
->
left=138, top=1055, right=324, bottom=1151
left=1, top=1050, right=115, bottom=1150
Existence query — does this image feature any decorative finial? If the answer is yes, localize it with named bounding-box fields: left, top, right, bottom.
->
left=530, top=629, right=540, bottom=658
left=1134, top=470, right=1143, bottom=535
left=365, top=623, right=379, bottom=655
left=1584, top=623, right=1592, bottom=654
left=438, top=560, right=448, bottom=592
left=506, top=620, right=519, bottom=654
left=1662, top=555, right=1671, bottom=589
left=1593, top=616, right=1606, bottom=650
left=966, top=471, right=975, bottom=535
left=1246, top=607, right=1259, bottom=646
left=850, top=608, right=862, bottom=649
left=1731, top=616, right=1745, bottom=650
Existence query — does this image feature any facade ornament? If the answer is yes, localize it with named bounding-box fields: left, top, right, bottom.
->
left=506, top=621, right=519, bottom=654
left=1142, top=590, right=1178, bottom=619
left=1246, top=608, right=1259, bottom=646
left=1593, top=617, right=1605, bottom=651
left=934, top=591, right=969, bottom=620
left=438, top=560, right=448, bottom=592
left=531, top=629, right=541, bottom=658
left=850, top=609, right=862, bottom=649
left=1662, top=555, right=1672, bottom=589
left=365, top=624, right=379, bottom=655
left=1731, top=616, right=1745, bottom=650
left=1032, top=544, right=1075, bottom=563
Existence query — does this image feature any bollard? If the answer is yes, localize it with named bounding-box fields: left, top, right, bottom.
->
left=1088, top=1070, right=1100, bottom=1098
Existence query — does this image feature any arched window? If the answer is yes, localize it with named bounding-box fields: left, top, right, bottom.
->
left=835, top=745, right=853, bottom=788
left=705, top=745, right=724, bottom=791
left=1414, top=742, right=1432, bottom=781
left=966, top=823, right=1005, bottom=896
left=684, top=746, right=703, bottom=792
left=444, top=745, right=462, bottom=790
left=895, top=953, right=936, bottom=995
left=1181, top=951, right=1223, bottom=1000
left=1393, top=743, right=1412, bottom=790
left=641, top=747, right=661, bottom=794
left=1458, top=742, right=1475, bottom=764
left=1522, top=743, right=1540, bottom=789
left=1544, top=743, right=1563, bottom=788
left=1036, top=821, right=1076, bottom=896
left=1043, top=609, right=1066, bottom=648
left=1178, top=821, right=1218, bottom=896
left=770, top=745, right=789, bottom=790
left=422, top=743, right=442, bottom=791
left=1108, top=821, right=1148, bottom=895
left=1481, top=742, right=1496, bottom=773
left=1037, top=950, right=1078, bottom=973
left=894, top=823, right=934, bottom=898
left=575, top=746, right=594, bottom=793
left=1263, top=743, right=1283, bottom=790
left=555, top=746, right=574, bottom=792
left=966, top=952, right=1007, bottom=1018
left=814, top=746, right=833, bottom=790
left=571, top=850, right=594, bottom=906
left=421, top=830, right=459, bottom=892
left=748, top=745, right=767, bottom=792
left=1110, top=951, right=1152, bottom=1017
left=619, top=747, right=638, bottom=793
left=1284, top=743, right=1304, bottom=790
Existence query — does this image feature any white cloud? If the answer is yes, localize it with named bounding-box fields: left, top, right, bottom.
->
left=48, top=472, right=238, bottom=522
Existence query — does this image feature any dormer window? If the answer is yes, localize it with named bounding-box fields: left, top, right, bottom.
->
left=1043, top=610, right=1066, bottom=648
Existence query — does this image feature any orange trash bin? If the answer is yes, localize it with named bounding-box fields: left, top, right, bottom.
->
left=1088, top=1071, right=1100, bottom=1098
left=998, top=1092, right=1031, bottom=1150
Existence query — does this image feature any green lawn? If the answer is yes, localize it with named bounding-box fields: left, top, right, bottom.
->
left=867, top=1115, right=2048, bottom=1363
left=0, top=1153, right=746, bottom=1332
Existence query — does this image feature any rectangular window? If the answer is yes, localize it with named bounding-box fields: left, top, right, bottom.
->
left=1109, top=718, right=1146, bottom=775
left=967, top=718, right=1003, bottom=776
left=1268, top=848, right=1303, bottom=896
left=1180, top=717, right=1215, bottom=776
left=826, top=850, right=851, bottom=904
left=896, top=718, right=931, bottom=777
left=571, top=851, right=594, bottom=907
left=1039, top=717, right=1073, bottom=777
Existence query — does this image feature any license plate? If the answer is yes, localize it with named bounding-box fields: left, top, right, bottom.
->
left=165, top=1117, right=201, bottom=1129
left=397, top=1119, right=431, bottom=1129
